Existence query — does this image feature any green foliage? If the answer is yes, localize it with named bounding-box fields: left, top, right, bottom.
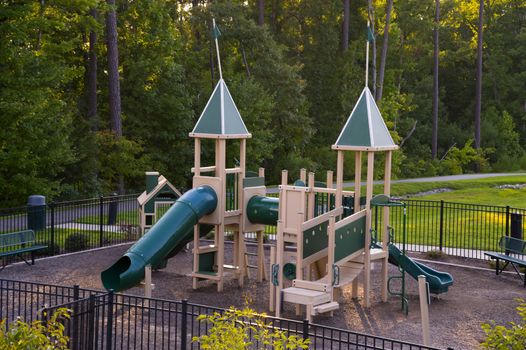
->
left=481, top=298, right=526, bottom=349
left=0, top=308, right=70, bottom=349
left=440, top=140, right=489, bottom=174
left=192, top=306, right=310, bottom=350
left=64, top=232, right=89, bottom=252
left=1, top=0, right=526, bottom=206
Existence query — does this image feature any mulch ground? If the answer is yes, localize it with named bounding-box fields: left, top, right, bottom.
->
left=2, top=243, right=524, bottom=350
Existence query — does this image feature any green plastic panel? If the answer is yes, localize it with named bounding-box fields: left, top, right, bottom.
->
left=192, top=82, right=222, bottom=134
left=334, top=89, right=371, bottom=147
left=303, top=221, right=328, bottom=260
left=334, top=87, right=396, bottom=148
left=334, top=216, right=366, bottom=262
left=199, top=251, right=216, bottom=274
left=243, top=177, right=265, bottom=188
left=222, top=82, right=250, bottom=135
left=369, top=89, right=396, bottom=147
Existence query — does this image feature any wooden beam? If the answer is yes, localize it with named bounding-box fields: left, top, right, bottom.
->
left=364, top=151, right=375, bottom=308
left=381, top=150, right=392, bottom=302
left=335, top=151, right=344, bottom=207
left=354, top=152, right=362, bottom=213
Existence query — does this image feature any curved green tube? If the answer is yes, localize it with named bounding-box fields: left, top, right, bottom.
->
left=246, top=196, right=279, bottom=226
left=101, top=185, right=217, bottom=292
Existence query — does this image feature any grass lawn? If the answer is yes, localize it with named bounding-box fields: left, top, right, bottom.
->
left=369, top=175, right=526, bottom=207
left=74, top=210, right=139, bottom=225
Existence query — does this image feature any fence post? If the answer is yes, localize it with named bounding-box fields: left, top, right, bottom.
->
left=180, top=299, right=188, bottom=350
left=50, top=203, right=55, bottom=255
left=106, top=291, right=114, bottom=350
left=505, top=206, right=510, bottom=237
left=439, top=200, right=444, bottom=251
left=302, top=319, right=309, bottom=341
left=87, top=295, right=95, bottom=350
left=99, top=196, right=104, bottom=247
left=72, top=285, right=80, bottom=350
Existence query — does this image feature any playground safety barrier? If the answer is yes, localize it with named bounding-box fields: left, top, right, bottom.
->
left=1, top=193, right=525, bottom=262
left=0, top=194, right=140, bottom=258
left=0, top=278, right=442, bottom=350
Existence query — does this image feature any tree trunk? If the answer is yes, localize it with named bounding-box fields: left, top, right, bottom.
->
left=474, top=0, right=484, bottom=150
left=258, top=0, right=264, bottom=26
left=87, top=8, right=98, bottom=132
left=376, top=0, right=393, bottom=102
left=431, top=0, right=439, bottom=159
left=342, top=0, right=350, bottom=51
left=368, top=0, right=377, bottom=98
left=106, top=0, right=123, bottom=193
left=106, top=0, right=122, bottom=138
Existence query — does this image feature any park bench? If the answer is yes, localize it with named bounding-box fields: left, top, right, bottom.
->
left=484, top=236, right=526, bottom=286
left=0, top=230, right=47, bottom=271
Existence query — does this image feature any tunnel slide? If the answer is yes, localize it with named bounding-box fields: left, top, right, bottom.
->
left=101, top=188, right=278, bottom=292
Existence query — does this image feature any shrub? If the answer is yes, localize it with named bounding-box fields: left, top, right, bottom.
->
left=481, top=298, right=526, bottom=349
left=425, top=250, right=444, bottom=260
left=192, top=306, right=310, bottom=350
left=64, top=232, right=89, bottom=252
left=0, top=308, right=70, bottom=349
left=37, top=240, right=61, bottom=256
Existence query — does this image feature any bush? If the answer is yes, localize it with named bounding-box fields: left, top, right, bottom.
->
left=481, top=298, right=526, bottom=349
left=0, top=308, right=70, bottom=349
left=37, top=240, right=61, bottom=256
left=192, top=306, right=310, bottom=350
left=64, top=232, right=89, bottom=252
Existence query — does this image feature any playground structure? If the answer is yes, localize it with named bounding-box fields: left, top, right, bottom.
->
left=101, top=20, right=453, bottom=323
left=137, top=172, right=181, bottom=234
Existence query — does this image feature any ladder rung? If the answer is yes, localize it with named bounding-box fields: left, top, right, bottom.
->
left=247, top=264, right=258, bottom=269
left=245, top=252, right=257, bottom=256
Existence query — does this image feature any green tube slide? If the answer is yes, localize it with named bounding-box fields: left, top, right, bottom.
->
left=246, top=196, right=279, bottom=226
left=101, top=185, right=217, bottom=292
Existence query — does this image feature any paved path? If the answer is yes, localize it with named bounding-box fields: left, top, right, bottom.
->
left=267, top=172, right=526, bottom=193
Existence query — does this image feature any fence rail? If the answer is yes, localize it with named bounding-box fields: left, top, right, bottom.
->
left=0, top=278, right=441, bottom=350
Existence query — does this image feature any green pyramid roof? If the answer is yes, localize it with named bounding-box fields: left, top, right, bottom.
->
left=190, top=79, right=251, bottom=139
left=332, top=87, right=398, bottom=151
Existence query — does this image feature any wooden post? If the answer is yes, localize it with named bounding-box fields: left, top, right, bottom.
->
left=418, top=275, right=431, bottom=346
left=296, top=211, right=304, bottom=316
left=238, top=139, right=247, bottom=286
left=335, top=151, right=344, bottom=207
left=144, top=265, right=153, bottom=299
left=354, top=152, right=362, bottom=213
left=281, top=170, right=288, bottom=186
left=192, top=225, right=200, bottom=289
left=381, top=151, right=392, bottom=301
left=364, top=151, right=375, bottom=307
left=192, top=138, right=202, bottom=290
left=215, top=139, right=226, bottom=292
left=194, top=138, right=201, bottom=176
left=326, top=170, right=334, bottom=210
left=300, top=168, right=307, bottom=183
left=307, top=172, right=315, bottom=220
left=351, top=151, right=362, bottom=299
left=275, top=221, right=284, bottom=317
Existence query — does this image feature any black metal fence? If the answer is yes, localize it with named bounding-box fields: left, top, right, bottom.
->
left=0, top=194, right=140, bottom=259
left=374, top=199, right=526, bottom=260
left=0, top=278, right=441, bottom=350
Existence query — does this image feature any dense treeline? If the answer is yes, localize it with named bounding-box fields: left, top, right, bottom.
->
left=1, top=0, right=525, bottom=206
